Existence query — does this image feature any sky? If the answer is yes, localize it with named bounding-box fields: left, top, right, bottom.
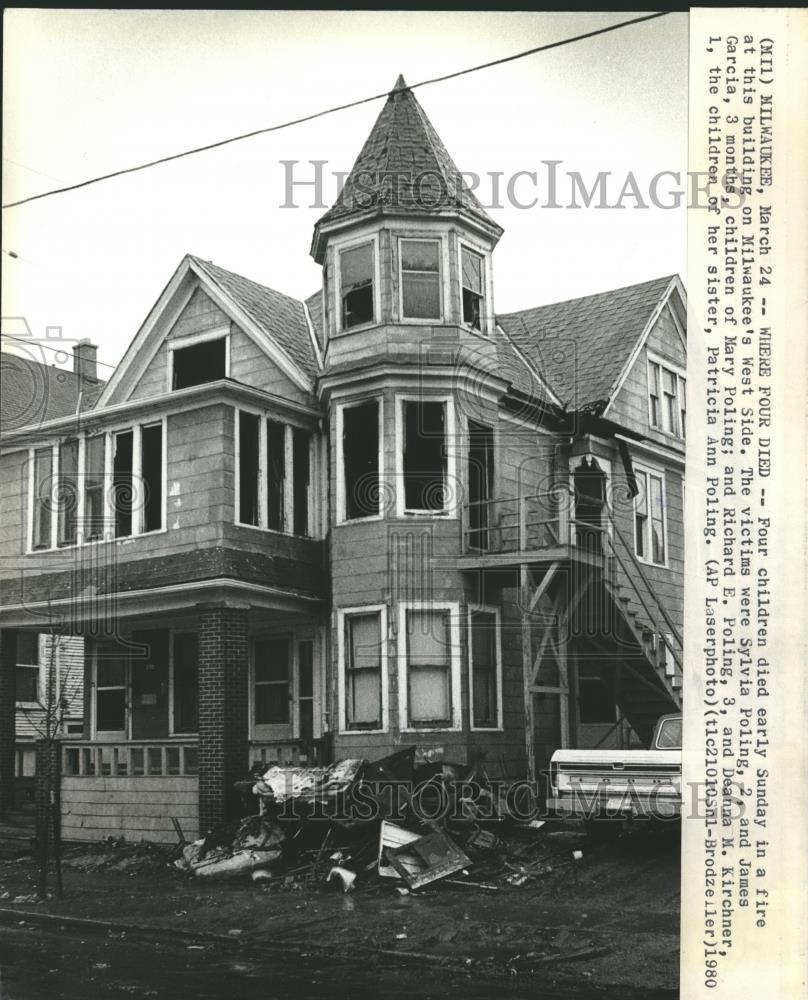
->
left=2, top=10, right=688, bottom=375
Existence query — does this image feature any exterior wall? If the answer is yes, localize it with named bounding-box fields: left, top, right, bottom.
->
left=60, top=775, right=198, bottom=843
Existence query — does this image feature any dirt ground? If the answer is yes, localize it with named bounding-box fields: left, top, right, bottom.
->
left=0, top=821, right=680, bottom=996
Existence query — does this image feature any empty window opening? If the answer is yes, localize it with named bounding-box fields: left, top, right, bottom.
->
left=573, top=457, right=606, bottom=555
left=172, top=337, right=227, bottom=390
left=141, top=423, right=163, bottom=532
left=343, top=400, right=380, bottom=520
left=461, top=247, right=484, bottom=331
left=96, top=646, right=127, bottom=734
left=32, top=447, right=53, bottom=549
left=405, top=609, right=451, bottom=727
left=401, top=239, right=441, bottom=319
left=57, top=438, right=79, bottom=547
left=340, top=243, right=374, bottom=329
left=467, top=421, right=494, bottom=549
left=470, top=610, right=498, bottom=728
left=113, top=431, right=134, bottom=539
left=84, top=434, right=105, bottom=540
left=345, top=612, right=382, bottom=730
left=266, top=419, right=286, bottom=531
left=403, top=400, right=447, bottom=512
left=172, top=633, right=198, bottom=734
left=15, top=632, right=40, bottom=704
left=292, top=428, right=311, bottom=537
left=238, top=411, right=260, bottom=526
left=254, top=637, right=291, bottom=726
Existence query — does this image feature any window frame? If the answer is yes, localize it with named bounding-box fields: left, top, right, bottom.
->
left=457, top=237, right=492, bottom=337
left=335, top=396, right=385, bottom=524
left=398, top=601, right=461, bottom=733
left=168, top=630, right=199, bottom=737
left=467, top=604, right=503, bottom=732
left=646, top=351, right=686, bottom=440
left=15, top=632, right=42, bottom=708
left=334, top=233, right=381, bottom=334
left=337, top=605, right=389, bottom=735
left=167, top=326, right=231, bottom=392
left=92, top=643, right=129, bottom=741
left=394, top=394, right=458, bottom=518
left=397, top=236, right=444, bottom=323
left=633, top=461, right=669, bottom=568
left=251, top=633, right=294, bottom=736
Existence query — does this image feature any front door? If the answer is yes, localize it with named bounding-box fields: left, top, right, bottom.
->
left=130, top=631, right=169, bottom=741
left=252, top=631, right=320, bottom=744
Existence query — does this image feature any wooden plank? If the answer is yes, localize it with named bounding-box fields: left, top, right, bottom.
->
left=61, top=777, right=198, bottom=794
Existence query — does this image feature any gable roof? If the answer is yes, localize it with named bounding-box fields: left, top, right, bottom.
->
left=311, top=75, right=502, bottom=260
left=1, top=351, right=105, bottom=436
left=497, top=275, right=681, bottom=413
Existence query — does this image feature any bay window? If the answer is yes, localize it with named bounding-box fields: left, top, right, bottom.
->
left=400, top=605, right=460, bottom=730
left=339, top=398, right=381, bottom=521
left=340, top=242, right=374, bottom=329
left=344, top=610, right=383, bottom=730
left=460, top=245, right=484, bottom=331
left=399, top=398, right=455, bottom=515
left=400, top=238, right=441, bottom=320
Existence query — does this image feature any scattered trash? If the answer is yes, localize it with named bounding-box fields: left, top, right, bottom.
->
left=327, top=866, right=357, bottom=892
left=384, top=830, right=470, bottom=890
left=572, top=850, right=584, bottom=861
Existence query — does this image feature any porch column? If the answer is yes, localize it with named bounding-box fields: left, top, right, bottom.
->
left=0, top=629, right=17, bottom=816
left=197, top=604, right=249, bottom=834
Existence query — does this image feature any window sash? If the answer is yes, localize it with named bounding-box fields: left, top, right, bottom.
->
left=405, top=610, right=451, bottom=726
left=15, top=664, right=40, bottom=704
left=32, top=448, right=53, bottom=549
left=401, top=239, right=441, bottom=320
left=345, top=613, right=382, bottom=728
left=634, top=469, right=666, bottom=564
left=340, top=243, right=375, bottom=328
left=460, top=247, right=484, bottom=331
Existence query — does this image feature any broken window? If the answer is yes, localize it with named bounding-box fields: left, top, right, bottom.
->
left=172, top=336, right=227, bottom=390
left=469, top=610, right=499, bottom=728
left=141, top=423, right=163, bottom=532
left=405, top=609, right=451, bottom=727
left=238, top=411, right=260, bottom=526
left=254, top=637, right=291, bottom=726
left=342, top=399, right=380, bottom=520
left=403, top=400, right=447, bottom=513
left=84, top=434, right=106, bottom=540
left=467, top=421, right=494, bottom=549
left=345, top=611, right=382, bottom=730
left=400, top=239, right=441, bottom=319
left=340, top=243, right=374, bottom=329
left=32, top=447, right=53, bottom=549
left=634, top=468, right=666, bottom=565
left=297, top=640, right=314, bottom=742
left=113, top=430, right=134, bottom=538
left=292, top=428, right=311, bottom=537
left=96, top=646, right=127, bottom=734
left=460, top=246, right=484, bottom=331
left=266, top=419, right=285, bottom=531
left=172, top=633, right=198, bottom=734
left=57, top=438, right=79, bottom=547
left=15, top=632, right=40, bottom=704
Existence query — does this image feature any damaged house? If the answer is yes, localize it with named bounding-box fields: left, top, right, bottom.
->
left=0, top=76, right=685, bottom=843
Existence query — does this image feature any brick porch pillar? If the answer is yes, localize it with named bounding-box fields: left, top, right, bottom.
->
left=197, top=604, right=250, bottom=834
left=0, top=629, right=17, bottom=816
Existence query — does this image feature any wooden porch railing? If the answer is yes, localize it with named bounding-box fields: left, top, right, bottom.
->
left=463, top=489, right=573, bottom=554
left=62, top=740, right=199, bottom=778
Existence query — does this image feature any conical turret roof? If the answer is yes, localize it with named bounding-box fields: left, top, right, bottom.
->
left=311, top=76, right=502, bottom=260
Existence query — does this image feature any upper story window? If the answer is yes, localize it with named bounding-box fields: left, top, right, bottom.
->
left=338, top=398, right=382, bottom=522
left=460, top=245, right=484, bottom=332
left=634, top=465, right=667, bottom=566
left=340, top=243, right=374, bottom=329
left=648, top=355, right=686, bottom=438
left=400, top=239, right=441, bottom=320
left=171, top=335, right=228, bottom=390
left=236, top=409, right=313, bottom=537
left=15, top=632, right=40, bottom=705
left=398, top=397, right=456, bottom=516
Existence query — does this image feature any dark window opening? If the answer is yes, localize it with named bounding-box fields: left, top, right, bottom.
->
left=470, top=610, right=498, bottom=728
left=172, top=633, right=198, bottom=734
left=345, top=613, right=382, bottom=730
left=573, top=457, right=605, bottom=555
left=578, top=671, right=615, bottom=725
left=467, top=421, right=494, bottom=550
left=266, top=419, right=285, bottom=531
left=461, top=247, right=484, bottom=331
left=401, top=239, right=441, bottom=319
left=403, top=400, right=447, bottom=512
left=57, top=438, right=79, bottom=547
left=113, top=431, right=134, bottom=538
left=340, top=243, right=374, bottom=329
left=254, top=637, right=291, bottom=726
left=172, top=337, right=226, bottom=390
left=292, top=428, right=311, bottom=537
left=141, top=424, right=163, bottom=533
left=343, top=400, right=380, bottom=520
left=84, top=434, right=105, bottom=540
left=15, top=634, right=40, bottom=704
left=239, top=411, right=260, bottom=526
left=32, top=448, right=53, bottom=549
left=96, top=646, right=127, bottom=733
left=297, top=640, right=314, bottom=743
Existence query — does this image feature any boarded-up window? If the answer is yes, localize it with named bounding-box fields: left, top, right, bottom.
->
left=84, top=434, right=105, bottom=540
left=238, top=411, right=260, bottom=526
left=32, top=447, right=53, bottom=549
left=405, top=609, right=451, bottom=727
left=342, top=399, right=380, bottom=520
left=113, top=430, right=134, bottom=538
left=254, top=637, right=291, bottom=725
left=266, top=419, right=285, bottom=531
left=403, top=400, right=447, bottom=512
left=57, top=438, right=79, bottom=547
left=141, top=423, right=163, bottom=532
left=340, top=243, right=374, bottom=328
left=401, top=239, right=441, bottom=319
left=461, top=246, right=484, bottom=331
left=172, top=633, right=198, bottom=734
left=470, top=610, right=498, bottom=728
left=345, top=612, right=382, bottom=729
left=172, top=337, right=227, bottom=390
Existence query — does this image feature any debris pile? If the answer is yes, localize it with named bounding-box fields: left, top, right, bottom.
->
left=173, top=750, right=586, bottom=891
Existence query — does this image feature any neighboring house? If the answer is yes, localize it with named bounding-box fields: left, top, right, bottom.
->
left=0, top=75, right=685, bottom=841
left=0, top=346, right=96, bottom=806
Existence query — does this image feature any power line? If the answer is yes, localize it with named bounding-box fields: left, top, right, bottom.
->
left=2, top=12, right=670, bottom=211
left=1, top=332, right=119, bottom=373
